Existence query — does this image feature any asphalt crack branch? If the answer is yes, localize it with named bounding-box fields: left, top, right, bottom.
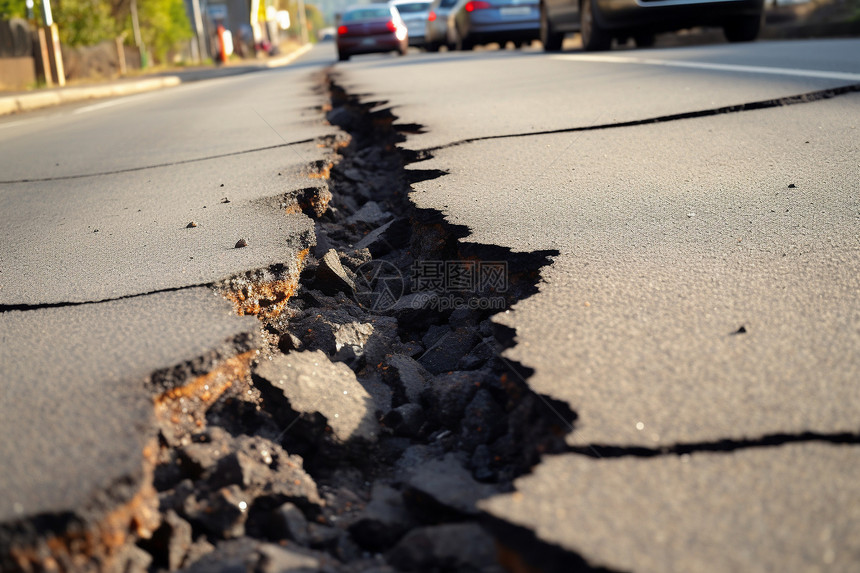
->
left=568, top=430, right=860, bottom=459
left=0, top=284, right=215, bottom=314
left=409, top=82, right=860, bottom=158
left=0, top=139, right=317, bottom=185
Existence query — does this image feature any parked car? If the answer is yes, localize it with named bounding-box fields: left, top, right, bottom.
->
left=336, top=4, right=409, bottom=61
left=540, top=0, right=765, bottom=52
left=449, top=0, right=540, bottom=51
left=318, top=27, right=336, bottom=42
left=425, top=0, right=461, bottom=51
left=391, top=0, right=434, bottom=48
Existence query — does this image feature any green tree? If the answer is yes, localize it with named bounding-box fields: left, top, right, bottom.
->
left=284, top=0, right=324, bottom=42
left=130, top=0, right=191, bottom=63
left=305, top=3, right=324, bottom=40
left=54, top=0, right=118, bottom=46
left=0, top=0, right=27, bottom=19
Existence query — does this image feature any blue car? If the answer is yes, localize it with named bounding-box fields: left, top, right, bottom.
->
left=540, top=0, right=765, bottom=51
left=449, top=0, right=540, bottom=50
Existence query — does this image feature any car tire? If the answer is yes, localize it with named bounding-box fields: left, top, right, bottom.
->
left=540, top=3, right=564, bottom=52
left=580, top=0, right=611, bottom=51
left=633, top=33, right=655, bottom=48
left=338, top=51, right=349, bottom=61
left=723, top=13, right=762, bottom=43
left=426, top=41, right=440, bottom=52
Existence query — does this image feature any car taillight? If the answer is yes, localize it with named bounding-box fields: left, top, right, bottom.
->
left=465, top=1, right=491, bottom=11
left=386, top=20, right=397, bottom=32
left=428, top=11, right=437, bottom=21
left=337, top=25, right=348, bottom=35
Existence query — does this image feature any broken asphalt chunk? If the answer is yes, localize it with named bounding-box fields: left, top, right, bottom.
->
left=282, top=185, right=333, bottom=219
left=404, top=453, right=498, bottom=521
left=0, top=288, right=259, bottom=571
left=346, top=201, right=394, bottom=227
left=382, top=354, right=432, bottom=405
left=185, top=484, right=250, bottom=539
left=386, top=523, right=500, bottom=572
left=348, top=483, right=416, bottom=551
left=381, top=403, right=427, bottom=438
left=267, top=502, right=310, bottom=545
left=418, top=327, right=482, bottom=375
left=422, top=371, right=483, bottom=430
left=315, top=249, right=357, bottom=295
left=140, top=510, right=193, bottom=571
left=254, top=351, right=380, bottom=444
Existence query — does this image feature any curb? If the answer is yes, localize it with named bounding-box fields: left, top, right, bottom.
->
left=0, top=43, right=314, bottom=117
left=264, top=42, right=313, bottom=68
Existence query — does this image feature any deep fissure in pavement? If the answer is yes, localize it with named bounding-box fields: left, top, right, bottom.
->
left=119, top=73, right=571, bottom=573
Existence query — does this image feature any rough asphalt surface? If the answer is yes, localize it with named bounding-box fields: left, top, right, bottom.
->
left=1, top=37, right=858, bottom=573
left=0, top=51, right=336, bottom=569
left=0, top=289, right=256, bottom=522
left=334, top=39, right=860, bottom=572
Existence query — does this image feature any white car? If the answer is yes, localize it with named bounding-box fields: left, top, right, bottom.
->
left=391, top=0, right=434, bottom=47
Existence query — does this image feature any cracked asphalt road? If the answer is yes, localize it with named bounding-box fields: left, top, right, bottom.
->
left=0, top=49, right=337, bottom=557
left=334, top=39, right=860, bottom=571
left=1, top=36, right=858, bottom=572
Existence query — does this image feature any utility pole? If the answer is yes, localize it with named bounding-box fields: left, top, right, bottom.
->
left=297, top=0, right=309, bottom=45
left=190, top=0, right=207, bottom=62
left=130, top=0, right=147, bottom=68
left=38, top=0, right=64, bottom=86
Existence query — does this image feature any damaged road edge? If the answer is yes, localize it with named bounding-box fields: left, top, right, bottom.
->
left=1, top=67, right=574, bottom=572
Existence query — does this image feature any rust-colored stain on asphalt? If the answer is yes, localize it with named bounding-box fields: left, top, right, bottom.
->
left=9, top=441, right=160, bottom=573
left=221, top=248, right=309, bottom=320
left=308, top=162, right=332, bottom=180
left=156, top=351, right=256, bottom=422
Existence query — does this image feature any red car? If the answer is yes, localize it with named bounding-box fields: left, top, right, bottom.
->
left=337, top=4, right=410, bottom=61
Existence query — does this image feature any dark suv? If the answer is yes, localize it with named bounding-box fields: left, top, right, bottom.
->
left=540, top=0, right=765, bottom=51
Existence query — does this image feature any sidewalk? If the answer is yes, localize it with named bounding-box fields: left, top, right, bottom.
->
left=0, top=43, right=313, bottom=117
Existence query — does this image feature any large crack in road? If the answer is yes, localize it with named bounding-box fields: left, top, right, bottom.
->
left=0, top=70, right=573, bottom=572
left=9, top=54, right=856, bottom=572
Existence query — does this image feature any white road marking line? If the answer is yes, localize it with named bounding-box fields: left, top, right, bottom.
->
left=74, top=98, right=141, bottom=114
left=551, top=54, right=860, bottom=82
left=0, top=116, right=53, bottom=130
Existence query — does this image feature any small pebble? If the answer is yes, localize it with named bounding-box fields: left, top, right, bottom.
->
left=221, top=197, right=230, bottom=204
left=186, top=221, right=198, bottom=228
left=235, top=238, right=248, bottom=248
left=220, top=183, right=225, bottom=187
left=788, top=183, right=796, bottom=189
